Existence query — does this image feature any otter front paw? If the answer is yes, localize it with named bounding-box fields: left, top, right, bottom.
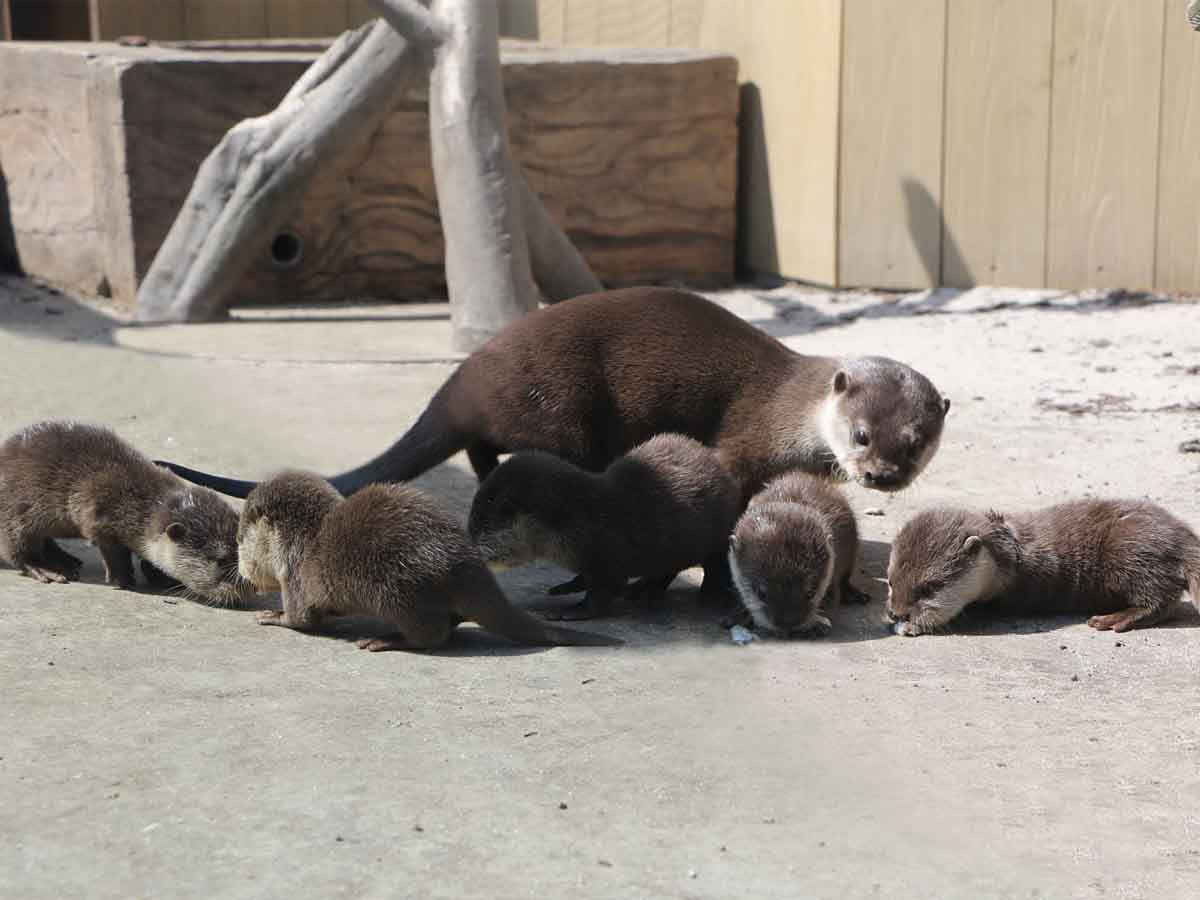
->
left=793, top=614, right=833, bottom=638
left=893, top=620, right=922, bottom=637
left=256, top=610, right=287, bottom=626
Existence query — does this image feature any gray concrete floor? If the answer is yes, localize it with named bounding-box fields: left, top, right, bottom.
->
left=2, top=274, right=1199, bottom=899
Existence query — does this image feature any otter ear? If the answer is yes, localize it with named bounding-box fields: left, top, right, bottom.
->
left=832, top=370, right=850, bottom=394
left=962, top=535, right=983, bottom=555
left=166, top=522, right=187, bottom=542
left=729, top=532, right=740, bottom=550
left=942, top=398, right=951, bottom=416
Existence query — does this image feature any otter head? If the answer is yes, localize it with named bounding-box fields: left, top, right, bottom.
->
left=819, top=357, right=949, bottom=492
left=467, top=452, right=588, bottom=572
left=886, top=507, right=1015, bottom=636
left=238, top=471, right=342, bottom=592
left=146, top=487, right=254, bottom=607
left=729, top=503, right=835, bottom=637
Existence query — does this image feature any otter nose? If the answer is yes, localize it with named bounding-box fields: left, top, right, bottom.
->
left=864, top=470, right=900, bottom=489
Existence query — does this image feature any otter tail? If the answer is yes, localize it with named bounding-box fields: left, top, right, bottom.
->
left=155, top=462, right=258, bottom=499
left=455, top=568, right=622, bottom=647
left=329, top=378, right=467, bottom=496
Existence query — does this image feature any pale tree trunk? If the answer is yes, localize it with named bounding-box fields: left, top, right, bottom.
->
left=134, top=0, right=601, bottom=352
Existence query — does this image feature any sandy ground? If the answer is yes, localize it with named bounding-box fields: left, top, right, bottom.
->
left=1, top=273, right=1199, bottom=899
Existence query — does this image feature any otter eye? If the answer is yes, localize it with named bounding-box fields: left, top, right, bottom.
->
left=853, top=427, right=870, bottom=447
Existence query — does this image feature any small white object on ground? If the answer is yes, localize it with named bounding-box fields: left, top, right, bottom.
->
left=730, top=625, right=756, bottom=645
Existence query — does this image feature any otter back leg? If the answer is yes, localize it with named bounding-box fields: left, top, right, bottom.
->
left=625, top=573, right=677, bottom=609
left=1088, top=600, right=1182, bottom=633
left=96, top=541, right=136, bottom=590
left=547, top=574, right=588, bottom=596
left=357, top=615, right=455, bottom=652
left=43, top=540, right=83, bottom=576
left=842, top=575, right=871, bottom=605
left=466, top=442, right=502, bottom=482
left=4, top=530, right=74, bottom=584
left=699, top=551, right=734, bottom=599
left=544, top=584, right=619, bottom=621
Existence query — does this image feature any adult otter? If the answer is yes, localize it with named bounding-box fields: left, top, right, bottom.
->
left=159, top=287, right=950, bottom=500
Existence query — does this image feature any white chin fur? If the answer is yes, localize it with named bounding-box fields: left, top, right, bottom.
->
left=728, top=550, right=777, bottom=634
left=817, top=395, right=854, bottom=476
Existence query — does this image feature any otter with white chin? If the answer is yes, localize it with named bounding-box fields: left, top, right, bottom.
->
left=887, top=500, right=1200, bottom=636
left=0, top=421, right=252, bottom=605
left=467, top=434, right=741, bottom=620
left=728, top=472, right=865, bottom=637
left=157, top=288, right=950, bottom=504
left=238, top=471, right=620, bottom=650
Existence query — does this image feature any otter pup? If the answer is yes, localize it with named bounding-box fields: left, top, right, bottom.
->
left=158, top=287, right=950, bottom=502
left=887, top=500, right=1200, bottom=635
left=728, top=472, right=864, bottom=637
left=467, top=434, right=742, bottom=620
left=0, top=421, right=252, bottom=605
left=237, top=471, right=619, bottom=650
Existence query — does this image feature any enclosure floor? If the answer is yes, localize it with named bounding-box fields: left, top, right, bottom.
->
left=2, top=275, right=1199, bottom=899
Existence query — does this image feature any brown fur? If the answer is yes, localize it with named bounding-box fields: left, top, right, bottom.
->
left=729, top=472, right=863, bottom=636
left=158, top=288, right=949, bottom=502
left=238, top=471, right=620, bottom=650
left=0, top=421, right=250, bottom=604
left=887, top=500, right=1200, bottom=635
left=467, top=434, right=742, bottom=620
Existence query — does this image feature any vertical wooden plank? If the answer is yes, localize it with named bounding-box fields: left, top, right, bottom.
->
left=839, top=0, right=946, bottom=288
left=266, top=0, right=348, bottom=37
left=183, top=0, right=267, bottom=39
left=942, top=0, right=1052, bottom=287
left=715, top=0, right=841, bottom=283
left=536, top=0, right=566, bottom=43
left=92, top=0, right=186, bottom=40
left=560, top=1, right=670, bottom=46
left=346, top=0, right=377, bottom=28
left=1047, top=0, right=1164, bottom=290
left=2, top=0, right=12, bottom=40
left=1155, top=4, right=1200, bottom=293
left=667, top=0, right=704, bottom=47
left=498, top=0, right=538, bottom=39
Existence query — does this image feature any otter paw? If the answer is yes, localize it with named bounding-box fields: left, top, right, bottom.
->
left=1087, top=611, right=1141, bottom=633
left=21, top=564, right=71, bottom=585
left=357, top=636, right=408, bottom=652
left=843, top=583, right=872, bottom=605
left=893, top=620, right=922, bottom=637
left=256, top=610, right=286, bottom=626
left=547, top=575, right=587, bottom=597
left=793, top=614, right=833, bottom=638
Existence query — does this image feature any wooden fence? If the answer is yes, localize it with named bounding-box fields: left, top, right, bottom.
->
left=514, top=0, right=1200, bottom=294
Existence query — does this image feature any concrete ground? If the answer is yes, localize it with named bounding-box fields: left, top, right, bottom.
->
left=2, top=272, right=1199, bottom=899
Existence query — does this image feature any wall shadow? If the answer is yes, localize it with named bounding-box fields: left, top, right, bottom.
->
left=0, top=169, right=19, bottom=275
left=902, top=177, right=972, bottom=288
left=736, top=83, right=779, bottom=279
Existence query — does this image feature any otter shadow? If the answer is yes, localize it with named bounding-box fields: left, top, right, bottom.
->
left=944, top=601, right=1200, bottom=637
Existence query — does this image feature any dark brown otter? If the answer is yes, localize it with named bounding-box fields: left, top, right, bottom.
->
left=237, top=471, right=620, bottom=650
left=887, top=500, right=1200, bottom=635
left=0, top=421, right=252, bottom=605
left=157, top=288, right=950, bottom=503
left=467, top=434, right=742, bottom=620
left=728, top=472, right=864, bottom=637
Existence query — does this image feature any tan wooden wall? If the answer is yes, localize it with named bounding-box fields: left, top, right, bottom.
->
left=85, top=1, right=380, bottom=40
left=516, top=0, right=1200, bottom=294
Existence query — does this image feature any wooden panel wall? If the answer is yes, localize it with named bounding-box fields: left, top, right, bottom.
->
left=942, top=0, right=1052, bottom=287
left=838, top=0, right=946, bottom=288
left=1047, top=0, right=1165, bottom=290
left=182, top=0, right=266, bottom=40
left=90, top=0, right=185, bottom=40
left=1156, top=5, right=1200, bottom=293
